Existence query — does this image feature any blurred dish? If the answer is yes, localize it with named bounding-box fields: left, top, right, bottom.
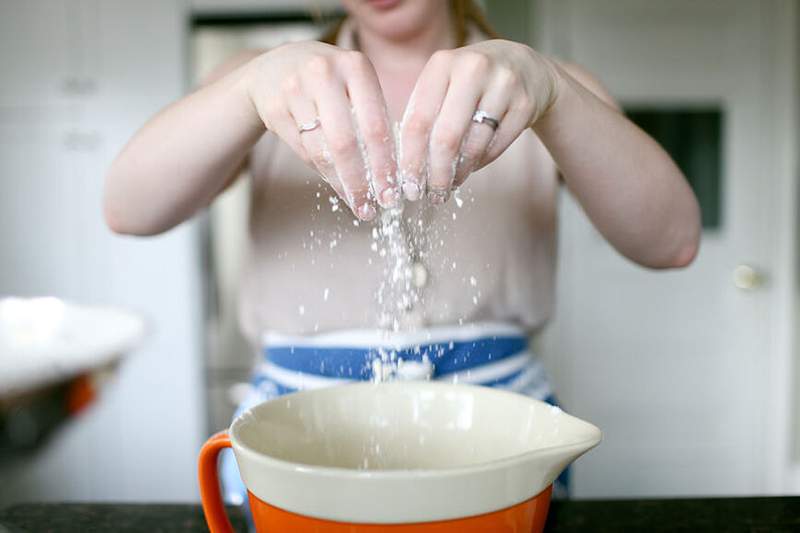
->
left=0, top=297, right=146, bottom=397
left=0, top=297, right=145, bottom=457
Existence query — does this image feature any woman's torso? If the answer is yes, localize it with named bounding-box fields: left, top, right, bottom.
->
left=238, top=26, right=560, bottom=343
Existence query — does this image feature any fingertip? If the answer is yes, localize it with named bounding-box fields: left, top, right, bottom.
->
left=452, top=168, right=468, bottom=188
left=402, top=180, right=422, bottom=201
left=378, top=187, right=400, bottom=208
left=452, top=175, right=467, bottom=189
left=356, top=202, right=377, bottom=221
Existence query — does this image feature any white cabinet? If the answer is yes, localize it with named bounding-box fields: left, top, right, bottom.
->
left=0, top=125, right=84, bottom=299
left=0, top=0, right=101, bottom=114
left=0, top=1, right=73, bottom=109
left=0, top=0, right=206, bottom=504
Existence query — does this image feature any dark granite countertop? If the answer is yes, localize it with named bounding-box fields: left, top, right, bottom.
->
left=1, top=497, right=799, bottom=532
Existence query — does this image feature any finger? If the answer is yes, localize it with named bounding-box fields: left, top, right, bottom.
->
left=426, top=69, right=485, bottom=202
left=478, top=95, right=536, bottom=169
left=451, top=118, right=494, bottom=189
left=452, top=83, right=512, bottom=187
left=263, top=103, right=307, bottom=162
left=342, top=51, right=399, bottom=208
left=310, top=74, right=376, bottom=221
left=398, top=51, right=451, bottom=201
left=266, top=108, right=342, bottom=200
left=287, top=93, right=344, bottom=197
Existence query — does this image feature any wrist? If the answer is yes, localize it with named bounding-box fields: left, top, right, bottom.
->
left=533, top=53, right=569, bottom=124
left=238, top=53, right=270, bottom=133
left=531, top=58, right=576, bottom=133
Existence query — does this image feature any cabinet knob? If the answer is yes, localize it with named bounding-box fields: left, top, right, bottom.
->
left=63, top=131, right=101, bottom=151
left=61, top=77, right=97, bottom=96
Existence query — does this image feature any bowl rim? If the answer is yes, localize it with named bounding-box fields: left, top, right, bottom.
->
left=229, top=381, right=602, bottom=480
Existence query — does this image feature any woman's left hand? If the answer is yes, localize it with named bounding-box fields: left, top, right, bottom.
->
left=398, top=40, right=561, bottom=203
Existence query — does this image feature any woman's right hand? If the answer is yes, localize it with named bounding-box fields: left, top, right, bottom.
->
left=244, top=42, right=398, bottom=221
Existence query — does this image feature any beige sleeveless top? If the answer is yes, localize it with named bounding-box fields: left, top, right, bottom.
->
left=238, top=26, right=559, bottom=343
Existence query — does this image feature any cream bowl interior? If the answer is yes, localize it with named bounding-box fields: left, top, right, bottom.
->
left=235, top=381, right=595, bottom=471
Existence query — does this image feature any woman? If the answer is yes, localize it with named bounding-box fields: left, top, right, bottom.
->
left=105, top=0, right=700, bottom=501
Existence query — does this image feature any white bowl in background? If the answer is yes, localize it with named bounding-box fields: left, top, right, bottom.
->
left=0, top=297, right=146, bottom=396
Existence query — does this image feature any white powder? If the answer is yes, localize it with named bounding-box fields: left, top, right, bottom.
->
left=454, top=190, right=464, bottom=208
left=302, top=111, right=482, bottom=388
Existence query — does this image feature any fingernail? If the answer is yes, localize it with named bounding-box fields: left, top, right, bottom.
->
left=427, top=189, right=449, bottom=205
left=402, top=181, right=421, bottom=201
left=379, top=187, right=400, bottom=208
left=357, top=203, right=377, bottom=221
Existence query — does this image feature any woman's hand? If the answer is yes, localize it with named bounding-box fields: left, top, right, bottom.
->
left=398, top=40, right=561, bottom=202
left=246, top=41, right=398, bottom=220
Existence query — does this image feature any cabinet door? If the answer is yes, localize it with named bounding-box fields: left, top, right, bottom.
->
left=0, top=125, right=85, bottom=299
left=0, top=0, right=206, bottom=506
left=0, top=1, right=80, bottom=112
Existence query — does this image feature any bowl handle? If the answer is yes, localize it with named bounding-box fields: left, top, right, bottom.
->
left=199, top=431, right=235, bottom=533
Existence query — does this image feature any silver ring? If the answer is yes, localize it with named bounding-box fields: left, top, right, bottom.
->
left=298, top=118, right=321, bottom=134
left=472, top=110, right=500, bottom=130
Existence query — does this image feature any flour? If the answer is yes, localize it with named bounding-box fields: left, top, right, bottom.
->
left=365, top=120, right=474, bottom=381
left=299, top=112, right=479, bottom=386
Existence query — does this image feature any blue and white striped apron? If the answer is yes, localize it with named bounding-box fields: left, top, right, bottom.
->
left=221, top=322, right=570, bottom=503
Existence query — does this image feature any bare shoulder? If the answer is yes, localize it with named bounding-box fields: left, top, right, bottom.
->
left=557, top=61, right=620, bottom=110
left=201, top=49, right=267, bottom=86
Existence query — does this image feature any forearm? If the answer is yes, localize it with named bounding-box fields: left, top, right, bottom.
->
left=533, top=65, right=701, bottom=268
left=104, top=60, right=264, bottom=236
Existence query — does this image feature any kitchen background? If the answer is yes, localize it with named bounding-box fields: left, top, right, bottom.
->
left=0, top=0, right=798, bottom=505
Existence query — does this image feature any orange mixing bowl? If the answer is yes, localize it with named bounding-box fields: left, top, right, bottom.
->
left=199, top=382, right=600, bottom=532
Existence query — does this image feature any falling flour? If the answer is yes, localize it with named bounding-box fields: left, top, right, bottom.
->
left=296, top=112, right=484, bottom=390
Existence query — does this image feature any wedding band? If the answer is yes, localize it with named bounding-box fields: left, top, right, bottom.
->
left=298, top=118, right=321, bottom=134
left=472, top=110, right=500, bottom=130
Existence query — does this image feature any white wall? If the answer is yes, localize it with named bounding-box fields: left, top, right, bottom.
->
left=0, top=0, right=205, bottom=504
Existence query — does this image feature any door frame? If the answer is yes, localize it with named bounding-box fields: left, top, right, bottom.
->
left=531, top=0, right=799, bottom=494
left=769, top=0, right=800, bottom=494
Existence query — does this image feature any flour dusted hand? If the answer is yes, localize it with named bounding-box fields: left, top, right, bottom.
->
left=246, top=42, right=399, bottom=221
left=398, top=40, right=561, bottom=203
